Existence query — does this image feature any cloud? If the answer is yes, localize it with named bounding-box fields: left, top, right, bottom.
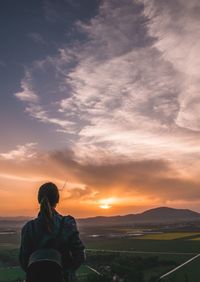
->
left=25, top=104, right=75, bottom=133
left=14, top=64, right=76, bottom=133
left=28, top=32, right=46, bottom=45
left=0, top=143, right=37, bottom=161
left=1, top=148, right=200, bottom=210
left=57, top=0, right=180, bottom=136
left=5, top=0, right=200, bottom=215
left=48, top=150, right=200, bottom=206
left=14, top=0, right=200, bottom=164
left=15, top=71, right=39, bottom=103
left=43, top=0, right=84, bottom=23
left=142, top=0, right=200, bottom=132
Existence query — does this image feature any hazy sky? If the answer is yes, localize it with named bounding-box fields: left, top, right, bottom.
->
left=1, top=0, right=200, bottom=217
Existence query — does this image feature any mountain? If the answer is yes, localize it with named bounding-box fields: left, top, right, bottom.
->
left=0, top=216, right=31, bottom=221
left=78, top=207, right=200, bottom=226
left=1, top=207, right=200, bottom=226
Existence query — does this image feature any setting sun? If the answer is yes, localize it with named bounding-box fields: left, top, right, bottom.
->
left=98, top=198, right=116, bottom=210
left=0, top=0, right=199, bottom=220
left=99, top=204, right=111, bottom=209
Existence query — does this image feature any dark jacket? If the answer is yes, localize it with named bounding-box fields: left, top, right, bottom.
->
left=19, top=210, right=85, bottom=280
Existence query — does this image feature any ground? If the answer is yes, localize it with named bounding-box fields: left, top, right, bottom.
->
left=1, top=224, right=200, bottom=281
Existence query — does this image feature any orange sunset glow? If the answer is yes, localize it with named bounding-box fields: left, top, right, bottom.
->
left=1, top=0, right=200, bottom=218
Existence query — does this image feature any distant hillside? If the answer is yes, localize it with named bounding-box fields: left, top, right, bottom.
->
left=0, top=216, right=31, bottom=222
left=78, top=207, right=200, bottom=226
left=1, top=207, right=200, bottom=226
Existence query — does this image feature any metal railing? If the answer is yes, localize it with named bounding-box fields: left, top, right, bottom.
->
left=156, top=253, right=200, bottom=281
left=85, top=264, right=101, bottom=276
left=85, top=249, right=200, bottom=282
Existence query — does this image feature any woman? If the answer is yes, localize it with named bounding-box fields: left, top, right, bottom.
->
left=19, top=182, right=85, bottom=282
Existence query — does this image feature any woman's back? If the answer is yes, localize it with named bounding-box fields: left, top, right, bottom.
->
left=19, top=182, right=85, bottom=282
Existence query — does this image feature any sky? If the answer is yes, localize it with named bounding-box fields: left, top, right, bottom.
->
left=0, top=0, right=200, bottom=217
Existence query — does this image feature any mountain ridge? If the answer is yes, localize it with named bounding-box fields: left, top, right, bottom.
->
left=1, top=207, right=200, bottom=225
left=77, top=206, right=200, bottom=225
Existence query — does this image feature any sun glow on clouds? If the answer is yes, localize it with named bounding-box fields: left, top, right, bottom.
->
left=99, top=204, right=111, bottom=210
left=1, top=143, right=200, bottom=216
left=1, top=0, right=200, bottom=216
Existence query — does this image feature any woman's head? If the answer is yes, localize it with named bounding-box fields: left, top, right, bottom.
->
left=38, top=182, right=59, bottom=208
left=38, top=182, right=59, bottom=232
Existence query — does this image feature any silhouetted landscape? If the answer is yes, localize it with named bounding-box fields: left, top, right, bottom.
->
left=1, top=207, right=200, bottom=281
left=1, top=0, right=200, bottom=280
left=78, top=207, right=200, bottom=226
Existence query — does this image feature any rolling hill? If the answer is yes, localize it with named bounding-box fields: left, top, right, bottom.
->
left=78, top=207, right=200, bottom=226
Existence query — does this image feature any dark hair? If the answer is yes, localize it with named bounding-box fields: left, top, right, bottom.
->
left=38, top=182, right=59, bottom=232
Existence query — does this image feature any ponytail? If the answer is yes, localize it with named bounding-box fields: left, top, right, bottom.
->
left=40, top=196, right=54, bottom=232
left=38, top=182, right=59, bottom=232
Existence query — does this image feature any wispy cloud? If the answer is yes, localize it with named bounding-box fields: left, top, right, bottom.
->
left=15, top=71, right=39, bottom=103
left=14, top=0, right=200, bottom=163
left=0, top=143, right=37, bottom=161
left=4, top=0, right=200, bottom=216
left=14, top=65, right=75, bottom=133
left=25, top=104, right=75, bottom=133
left=143, top=0, right=200, bottom=132
left=43, top=0, right=85, bottom=23
left=28, top=32, right=47, bottom=45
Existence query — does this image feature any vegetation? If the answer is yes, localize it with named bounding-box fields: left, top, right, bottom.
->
left=0, top=250, right=176, bottom=282
left=0, top=249, right=19, bottom=267
left=86, top=237, right=200, bottom=253
left=84, top=252, right=176, bottom=282
left=1, top=228, right=200, bottom=281
left=138, top=232, right=200, bottom=240
left=0, top=267, right=24, bottom=282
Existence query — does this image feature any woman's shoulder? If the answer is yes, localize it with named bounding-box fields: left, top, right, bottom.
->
left=21, top=219, right=35, bottom=234
left=64, top=214, right=76, bottom=222
left=60, top=214, right=78, bottom=232
left=55, top=210, right=76, bottom=223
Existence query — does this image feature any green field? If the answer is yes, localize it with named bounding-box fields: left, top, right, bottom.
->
left=160, top=256, right=200, bottom=282
left=85, top=236, right=200, bottom=281
left=86, top=237, right=200, bottom=254
left=0, top=265, right=93, bottom=282
left=190, top=237, right=200, bottom=241
left=1, top=231, right=200, bottom=281
left=0, top=267, right=24, bottom=281
left=138, top=232, right=200, bottom=240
